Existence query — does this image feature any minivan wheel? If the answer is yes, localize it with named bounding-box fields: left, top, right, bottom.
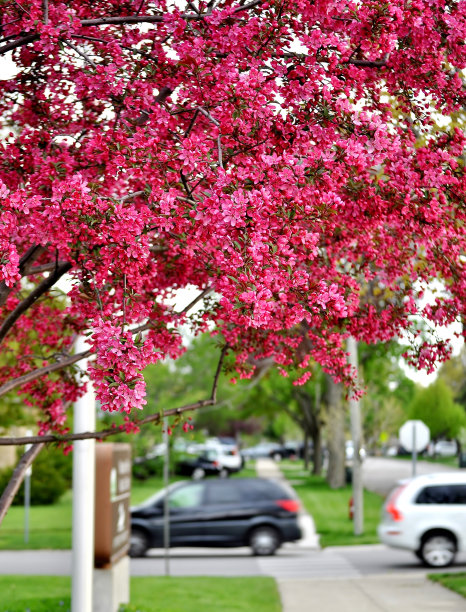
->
left=249, top=526, right=280, bottom=556
left=420, top=534, right=456, bottom=568
left=130, top=529, right=149, bottom=558
left=192, top=467, right=205, bottom=480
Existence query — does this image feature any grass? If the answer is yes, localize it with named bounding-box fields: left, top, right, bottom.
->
left=280, top=460, right=384, bottom=547
left=393, top=455, right=459, bottom=468
left=0, top=474, right=182, bottom=550
left=0, top=490, right=73, bottom=550
left=429, top=573, right=466, bottom=599
left=0, top=576, right=281, bottom=612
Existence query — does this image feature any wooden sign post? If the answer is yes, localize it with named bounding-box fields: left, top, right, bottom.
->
left=93, top=443, right=131, bottom=612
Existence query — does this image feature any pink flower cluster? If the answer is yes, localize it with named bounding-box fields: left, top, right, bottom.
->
left=0, top=0, right=464, bottom=432
left=88, top=319, right=162, bottom=413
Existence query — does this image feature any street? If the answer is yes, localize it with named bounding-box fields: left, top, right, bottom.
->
left=362, top=456, right=460, bottom=496
left=1, top=544, right=465, bottom=580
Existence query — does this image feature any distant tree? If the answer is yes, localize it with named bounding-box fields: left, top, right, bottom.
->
left=142, top=334, right=262, bottom=441
left=359, top=342, right=416, bottom=449
left=437, top=347, right=466, bottom=409
left=408, top=379, right=466, bottom=442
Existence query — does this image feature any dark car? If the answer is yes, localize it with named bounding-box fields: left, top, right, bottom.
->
left=176, top=449, right=227, bottom=479
left=130, top=477, right=302, bottom=557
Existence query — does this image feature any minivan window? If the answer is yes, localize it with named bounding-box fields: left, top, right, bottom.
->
left=415, top=484, right=466, bottom=504
left=205, top=481, right=242, bottom=505
left=168, top=483, right=204, bottom=509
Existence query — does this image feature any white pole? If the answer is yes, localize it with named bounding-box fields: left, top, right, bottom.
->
left=24, top=430, right=33, bottom=544
left=347, top=336, right=364, bottom=536
left=71, top=336, right=96, bottom=612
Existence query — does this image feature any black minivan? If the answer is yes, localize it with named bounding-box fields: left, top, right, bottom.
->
left=130, top=477, right=302, bottom=557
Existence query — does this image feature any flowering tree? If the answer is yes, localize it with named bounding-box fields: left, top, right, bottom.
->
left=0, top=0, right=465, bottom=460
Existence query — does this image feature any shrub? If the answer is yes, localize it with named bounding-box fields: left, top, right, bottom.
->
left=0, top=446, right=72, bottom=505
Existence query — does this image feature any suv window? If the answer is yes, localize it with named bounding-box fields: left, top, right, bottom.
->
left=168, top=483, right=204, bottom=508
left=205, top=481, right=242, bottom=505
left=416, top=484, right=466, bottom=504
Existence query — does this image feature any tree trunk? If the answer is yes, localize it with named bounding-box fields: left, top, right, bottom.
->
left=0, top=443, right=44, bottom=526
left=303, top=431, right=310, bottom=471
left=312, top=427, right=323, bottom=476
left=325, top=374, right=345, bottom=489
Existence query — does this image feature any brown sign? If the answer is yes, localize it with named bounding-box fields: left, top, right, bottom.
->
left=94, top=443, right=132, bottom=568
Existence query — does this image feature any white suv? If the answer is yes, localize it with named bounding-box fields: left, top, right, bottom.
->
left=378, top=472, right=466, bottom=567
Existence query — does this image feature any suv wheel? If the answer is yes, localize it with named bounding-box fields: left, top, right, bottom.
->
left=249, top=526, right=280, bottom=556
left=130, top=529, right=149, bottom=558
left=219, top=468, right=229, bottom=478
left=419, top=533, right=456, bottom=568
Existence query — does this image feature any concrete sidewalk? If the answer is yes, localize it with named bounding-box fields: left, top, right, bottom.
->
left=255, top=458, right=320, bottom=549
left=255, top=458, right=466, bottom=612
left=277, top=574, right=466, bottom=612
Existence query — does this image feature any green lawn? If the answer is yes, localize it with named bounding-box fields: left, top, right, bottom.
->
left=0, top=490, right=73, bottom=550
left=280, top=461, right=384, bottom=547
left=0, top=576, right=281, bottom=612
left=429, top=573, right=466, bottom=599
left=0, top=475, right=180, bottom=550
left=393, top=455, right=459, bottom=469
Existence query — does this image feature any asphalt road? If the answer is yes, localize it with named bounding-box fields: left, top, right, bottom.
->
left=1, top=545, right=465, bottom=579
left=362, top=456, right=461, bottom=497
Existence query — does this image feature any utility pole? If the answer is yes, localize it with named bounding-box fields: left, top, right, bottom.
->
left=347, top=336, right=364, bottom=536
left=163, top=417, right=170, bottom=576
left=71, top=336, right=96, bottom=612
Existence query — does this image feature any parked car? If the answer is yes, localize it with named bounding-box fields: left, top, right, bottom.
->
left=130, top=477, right=302, bottom=557
left=175, top=449, right=226, bottom=479
left=204, top=439, right=242, bottom=474
left=240, top=442, right=283, bottom=460
left=432, top=440, right=458, bottom=457
left=267, top=441, right=309, bottom=461
left=378, top=472, right=466, bottom=567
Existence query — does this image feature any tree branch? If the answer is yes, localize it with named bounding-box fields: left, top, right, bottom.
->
left=347, top=58, right=387, bottom=67
left=23, top=261, right=70, bottom=276
left=71, top=35, right=157, bottom=60
left=80, top=13, right=198, bottom=27
left=0, top=442, right=44, bottom=523
left=42, top=0, right=49, bottom=25
left=0, top=33, right=39, bottom=55
left=0, top=349, right=92, bottom=399
left=62, top=39, right=98, bottom=69
left=0, top=1, right=263, bottom=56
left=0, top=245, right=47, bottom=307
left=0, top=343, right=229, bottom=446
left=0, top=286, right=212, bottom=399
left=0, top=261, right=72, bottom=346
